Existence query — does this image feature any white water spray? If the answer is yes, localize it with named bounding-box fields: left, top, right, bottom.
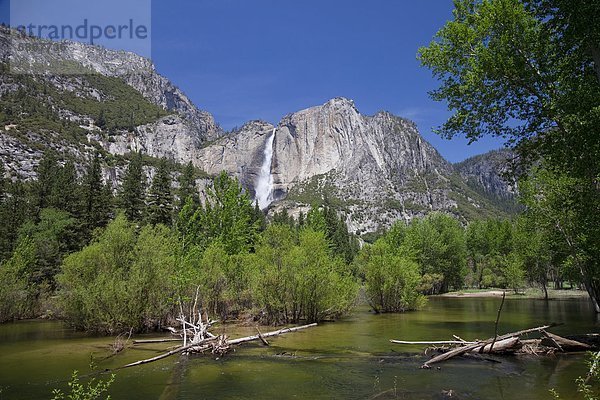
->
left=255, top=128, right=276, bottom=210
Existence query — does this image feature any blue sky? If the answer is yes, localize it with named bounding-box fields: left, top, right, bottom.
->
left=150, top=0, right=506, bottom=162
left=1, top=0, right=506, bottom=162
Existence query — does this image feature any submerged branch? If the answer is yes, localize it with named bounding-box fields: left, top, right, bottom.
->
left=115, top=323, right=318, bottom=371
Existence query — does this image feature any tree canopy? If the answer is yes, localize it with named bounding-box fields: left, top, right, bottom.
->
left=419, top=0, right=600, bottom=310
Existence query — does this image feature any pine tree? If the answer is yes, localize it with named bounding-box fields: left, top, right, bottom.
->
left=0, top=180, right=29, bottom=262
left=82, top=153, right=112, bottom=238
left=119, top=152, right=146, bottom=223
left=272, top=208, right=294, bottom=227
left=297, top=211, right=305, bottom=228
left=95, top=109, right=106, bottom=129
left=177, top=161, right=198, bottom=211
left=179, top=171, right=257, bottom=254
left=146, top=158, right=173, bottom=226
left=46, top=161, right=84, bottom=252
left=31, top=150, right=60, bottom=217
left=251, top=200, right=267, bottom=232
left=49, top=161, right=82, bottom=217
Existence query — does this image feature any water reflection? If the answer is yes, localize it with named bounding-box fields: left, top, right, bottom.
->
left=0, top=297, right=597, bottom=399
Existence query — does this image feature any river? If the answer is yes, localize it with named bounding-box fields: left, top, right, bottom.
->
left=0, top=296, right=597, bottom=399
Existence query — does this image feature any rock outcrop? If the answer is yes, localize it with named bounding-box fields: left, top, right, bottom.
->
left=195, top=98, right=515, bottom=232
left=0, top=27, right=517, bottom=232
left=455, top=149, right=517, bottom=200
left=0, top=26, right=221, bottom=143
left=196, top=120, right=275, bottom=194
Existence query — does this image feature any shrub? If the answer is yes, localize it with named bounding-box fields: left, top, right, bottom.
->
left=360, top=241, right=426, bottom=313
left=57, top=215, right=177, bottom=333
left=51, top=370, right=114, bottom=400
left=0, top=238, right=38, bottom=322
left=251, top=225, right=358, bottom=324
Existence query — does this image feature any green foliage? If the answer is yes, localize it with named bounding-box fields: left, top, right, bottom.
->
left=518, top=166, right=599, bottom=305
left=512, top=213, right=561, bottom=297
left=305, top=207, right=327, bottom=232
left=465, top=218, right=514, bottom=288
left=177, top=171, right=257, bottom=255
left=420, top=0, right=600, bottom=309
left=31, top=150, right=60, bottom=215
left=0, top=238, right=37, bottom=322
left=18, top=208, right=75, bottom=288
left=271, top=208, right=296, bottom=227
left=177, top=161, right=199, bottom=211
left=358, top=240, right=426, bottom=313
left=145, top=158, right=173, bottom=226
left=57, top=74, right=169, bottom=131
left=503, top=253, right=525, bottom=293
left=189, top=241, right=254, bottom=318
left=403, top=213, right=467, bottom=293
left=0, top=71, right=168, bottom=154
left=304, top=202, right=360, bottom=263
left=51, top=370, right=114, bottom=400
left=551, top=351, right=600, bottom=400
left=251, top=201, right=267, bottom=232
left=0, top=180, right=30, bottom=263
left=250, top=225, right=358, bottom=324
left=419, top=0, right=557, bottom=142
left=57, top=215, right=177, bottom=333
left=82, top=154, right=113, bottom=238
left=119, top=152, right=146, bottom=223
left=0, top=78, right=88, bottom=148
left=50, top=161, right=83, bottom=220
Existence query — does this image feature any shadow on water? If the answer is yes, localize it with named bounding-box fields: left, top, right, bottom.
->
left=0, top=297, right=598, bottom=399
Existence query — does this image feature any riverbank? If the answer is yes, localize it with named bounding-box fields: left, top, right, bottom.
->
left=438, top=288, right=589, bottom=299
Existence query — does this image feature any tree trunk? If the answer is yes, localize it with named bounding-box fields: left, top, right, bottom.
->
left=583, top=279, right=600, bottom=313
left=540, top=331, right=591, bottom=351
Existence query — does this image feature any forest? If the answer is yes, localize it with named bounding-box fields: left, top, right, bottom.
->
left=0, top=148, right=585, bottom=334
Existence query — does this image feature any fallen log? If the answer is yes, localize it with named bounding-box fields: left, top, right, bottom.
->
left=390, top=340, right=476, bottom=345
left=228, top=323, right=317, bottom=346
left=471, top=337, right=520, bottom=353
left=115, top=323, right=317, bottom=370
left=420, top=324, right=556, bottom=369
left=541, top=331, right=591, bottom=351
left=133, top=338, right=182, bottom=344
left=117, top=338, right=217, bottom=370
left=256, top=327, right=270, bottom=346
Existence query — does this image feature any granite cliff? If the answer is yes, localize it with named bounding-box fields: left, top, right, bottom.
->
left=195, top=98, right=516, bottom=232
left=0, top=28, right=517, bottom=233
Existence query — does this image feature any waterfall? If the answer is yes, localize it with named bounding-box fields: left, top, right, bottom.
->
left=255, top=128, right=276, bottom=210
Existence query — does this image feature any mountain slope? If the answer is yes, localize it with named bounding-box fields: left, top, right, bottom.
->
left=455, top=149, right=521, bottom=214
left=0, top=26, right=220, bottom=180
left=196, top=98, right=517, bottom=233
left=0, top=29, right=518, bottom=233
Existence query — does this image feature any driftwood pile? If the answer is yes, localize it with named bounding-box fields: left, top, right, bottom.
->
left=115, top=307, right=317, bottom=371
left=390, top=292, right=597, bottom=369
left=391, top=324, right=594, bottom=369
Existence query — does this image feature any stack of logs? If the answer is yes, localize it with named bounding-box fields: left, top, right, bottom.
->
left=118, top=312, right=317, bottom=370
left=391, top=324, right=596, bottom=369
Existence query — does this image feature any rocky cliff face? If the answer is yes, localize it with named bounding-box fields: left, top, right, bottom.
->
left=0, top=26, right=222, bottom=183
left=1, top=27, right=221, bottom=141
left=455, top=149, right=516, bottom=199
left=195, top=98, right=515, bottom=232
left=195, top=120, right=275, bottom=193
left=272, top=98, right=451, bottom=191
left=0, top=28, right=517, bottom=232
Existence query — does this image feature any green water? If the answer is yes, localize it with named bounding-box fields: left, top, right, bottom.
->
left=0, top=297, right=598, bottom=399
